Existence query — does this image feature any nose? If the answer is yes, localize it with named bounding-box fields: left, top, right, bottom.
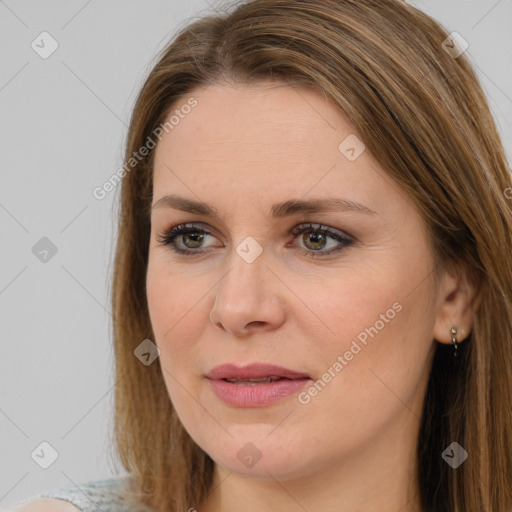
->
left=209, top=248, right=287, bottom=337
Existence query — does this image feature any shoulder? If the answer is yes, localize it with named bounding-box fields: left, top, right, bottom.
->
left=9, top=476, right=152, bottom=512
left=10, top=497, right=81, bottom=511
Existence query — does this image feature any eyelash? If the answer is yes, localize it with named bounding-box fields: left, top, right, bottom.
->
left=156, top=222, right=355, bottom=259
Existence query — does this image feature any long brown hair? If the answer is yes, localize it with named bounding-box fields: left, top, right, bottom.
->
left=107, top=1, right=512, bottom=510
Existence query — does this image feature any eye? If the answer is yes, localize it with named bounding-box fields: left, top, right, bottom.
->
left=155, top=222, right=355, bottom=258
left=289, top=222, right=355, bottom=257
left=156, top=223, right=218, bottom=255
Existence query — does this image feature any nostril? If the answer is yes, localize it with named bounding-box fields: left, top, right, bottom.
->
left=248, top=321, right=266, bottom=327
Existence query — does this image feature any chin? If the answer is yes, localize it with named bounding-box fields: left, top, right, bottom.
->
left=217, top=453, right=315, bottom=481
left=195, top=429, right=322, bottom=481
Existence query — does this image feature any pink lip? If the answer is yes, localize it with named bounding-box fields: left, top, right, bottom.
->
left=205, top=363, right=312, bottom=407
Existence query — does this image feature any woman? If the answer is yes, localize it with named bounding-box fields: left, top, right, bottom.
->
left=13, top=0, right=512, bottom=511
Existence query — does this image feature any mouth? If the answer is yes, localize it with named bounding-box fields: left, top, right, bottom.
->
left=205, top=363, right=312, bottom=407
left=205, top=362, right=311, bottom=381
left=223, top=376, right=290, bottom=385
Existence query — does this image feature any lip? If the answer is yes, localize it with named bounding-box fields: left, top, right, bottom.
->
left=205, top=363, right=312, bottom=407
left=205, top=363, right=310, bottom=380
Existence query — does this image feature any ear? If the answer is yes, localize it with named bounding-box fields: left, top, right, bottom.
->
left=433, top=261, right=481, bottom=345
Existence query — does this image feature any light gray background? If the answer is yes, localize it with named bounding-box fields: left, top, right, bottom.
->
left=1, top=0, right=511, bottom=507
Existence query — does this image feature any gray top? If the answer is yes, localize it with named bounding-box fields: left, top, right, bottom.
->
left=11, top=476, right=155, bottom=512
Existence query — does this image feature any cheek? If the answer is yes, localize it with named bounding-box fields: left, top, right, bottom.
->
left=147, top=255, right=197, bottom=336
left=146, top=261, right=191, bottom=360
left=146, top=264, right=204, bottom=417
left=146, top=258, right=215, bottom=386
left=289, top=269, right=404, bottom=360
left=294, top=262, right=435, bottom=409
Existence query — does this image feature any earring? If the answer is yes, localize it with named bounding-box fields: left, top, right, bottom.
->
left=450, top=326, right=458, bottom=359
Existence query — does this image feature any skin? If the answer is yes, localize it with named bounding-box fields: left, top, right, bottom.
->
left=146, top=81, right=478, bottom=512
left=11, top=498, right=81, bottom=511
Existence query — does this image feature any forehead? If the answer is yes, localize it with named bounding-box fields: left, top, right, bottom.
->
left=156, top=82, right=350, bottom=160
left=151, top=82, right=406, bottom=220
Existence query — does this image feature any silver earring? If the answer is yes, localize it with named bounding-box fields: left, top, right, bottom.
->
left=451, top=326, right=458, bottom=359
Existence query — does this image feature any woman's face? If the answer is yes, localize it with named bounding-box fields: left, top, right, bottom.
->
left=146, top=82, right=442, bottom=482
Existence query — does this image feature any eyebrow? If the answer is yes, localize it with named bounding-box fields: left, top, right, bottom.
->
left=151, top=195, right=378, bottom=219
